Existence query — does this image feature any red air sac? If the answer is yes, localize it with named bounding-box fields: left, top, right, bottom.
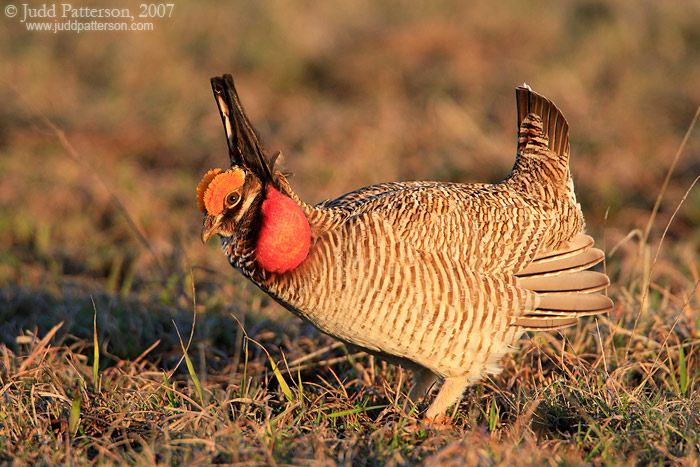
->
left=255, top=187, right=311, bottom=273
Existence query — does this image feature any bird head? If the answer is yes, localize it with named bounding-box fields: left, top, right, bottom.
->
left=198, top=75, right=311, bottom=274
left=197, top=166, right=263, bottom=244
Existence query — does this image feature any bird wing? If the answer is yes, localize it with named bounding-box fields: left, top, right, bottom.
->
left=336, top=182, right=557, bottom=275
left=318, top=181, right=442, bottom=211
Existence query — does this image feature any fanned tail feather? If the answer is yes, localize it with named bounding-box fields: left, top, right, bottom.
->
left=515, top=234, right=612, bottom=331
left=533, top=294, right=613, bottom=316
left=514, top=316, right=579, bottom=330
left=516, top=247, right=604, bottom=277
left=518, top=270, right=609, bottom=294
left=528, top=234, right=593, bottom=263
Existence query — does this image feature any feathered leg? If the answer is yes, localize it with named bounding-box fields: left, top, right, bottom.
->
left=409, top=368, right=437, bottom=402
left=424, top=375, right=475, bottom=420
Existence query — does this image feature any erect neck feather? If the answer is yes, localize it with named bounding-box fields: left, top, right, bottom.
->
left=254, top=185, right=311, bottom=274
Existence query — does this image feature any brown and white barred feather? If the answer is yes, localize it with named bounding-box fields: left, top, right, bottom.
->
left=210, top=77, right=613, bottom=419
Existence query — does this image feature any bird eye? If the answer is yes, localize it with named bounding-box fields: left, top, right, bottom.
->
left=225, top=192, right=240, bottom=207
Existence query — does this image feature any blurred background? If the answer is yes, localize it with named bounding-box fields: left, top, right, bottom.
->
left=1, top=0, right=699, bottom=353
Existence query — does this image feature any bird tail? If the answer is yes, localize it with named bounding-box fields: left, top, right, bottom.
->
left=507, top=85, right=572, bottom=197
left=513, top=234, right=613, bottom=331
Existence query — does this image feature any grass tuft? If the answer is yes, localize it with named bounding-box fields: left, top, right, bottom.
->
left=174, top=321, right=205, bottom=408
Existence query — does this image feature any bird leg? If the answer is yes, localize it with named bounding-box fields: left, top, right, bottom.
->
left=424, top=374, right=475, bottom=420
left=409, top=368, right=437, bottom=402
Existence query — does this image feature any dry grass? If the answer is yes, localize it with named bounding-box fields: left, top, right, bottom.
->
left=2, top=0, right=700, bottom=464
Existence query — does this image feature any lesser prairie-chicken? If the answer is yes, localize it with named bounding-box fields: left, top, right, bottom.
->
left=198, top=74, right=613, bottom=419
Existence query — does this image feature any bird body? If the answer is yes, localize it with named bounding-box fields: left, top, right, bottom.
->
left=198, top=75, right=613, bottom=419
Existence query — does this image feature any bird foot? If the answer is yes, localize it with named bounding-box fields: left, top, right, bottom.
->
left=422, top=413, right=452, bottom=428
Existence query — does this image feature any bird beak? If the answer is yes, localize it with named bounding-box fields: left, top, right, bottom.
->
left=201, top=215, right=222, bottom=244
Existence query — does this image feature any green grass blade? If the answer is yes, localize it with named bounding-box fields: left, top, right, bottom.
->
left=173, top=321, right=204, bottom=407
left=489, top=397, right=499, bottom=431
left=242, top=337, right=249, bottom=397
left=326, top=405, right=387, bottom=418
left=679, top=344, right=687, bottom=397
left=183, top=347, right=204, bottom=406
left=69, top=396, right=81, bottom=436
left=91, top=298, right=99, bottom=393
left=163, top=371, right=177, bottom=407
left=269, top=357, right=293, bottom=403
left=241, top=331, right=293, bottom=403
left=297, top=368, right=304, bottom=404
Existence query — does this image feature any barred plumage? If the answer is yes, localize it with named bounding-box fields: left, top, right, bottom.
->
left=199, top=76, right=613, bottom=420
